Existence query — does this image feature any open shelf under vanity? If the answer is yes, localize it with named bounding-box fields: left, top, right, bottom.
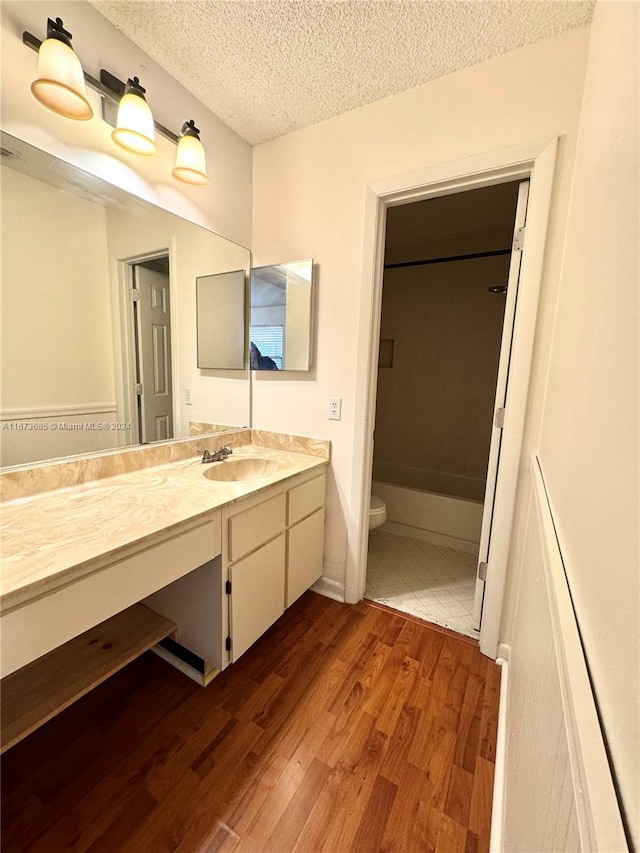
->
left=0, top=603, right=177, bottom=754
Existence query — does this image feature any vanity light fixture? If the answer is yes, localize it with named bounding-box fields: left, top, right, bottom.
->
left=30, top=18, right=93, bottom=121
left=23, top=21, right=210, bottom=186
left=111, top=77, right=158, bottom=156
left=172, top=120, right=209, bottom=186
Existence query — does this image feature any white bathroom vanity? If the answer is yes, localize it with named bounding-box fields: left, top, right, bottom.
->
left=0, top=430, right=328, bottom=752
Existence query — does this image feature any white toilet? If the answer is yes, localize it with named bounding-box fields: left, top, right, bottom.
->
left=369, top=495, right=387, bottom=530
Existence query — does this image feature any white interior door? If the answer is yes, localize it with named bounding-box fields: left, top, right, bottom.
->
left=473, top=180, right=530, bottom=629
left=135, top=265, right=174, bottom=443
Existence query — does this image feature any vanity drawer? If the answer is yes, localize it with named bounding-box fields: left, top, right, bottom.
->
left=228, top=493, right=286, bottom=562
left=287, top=473, right=326, bottom=526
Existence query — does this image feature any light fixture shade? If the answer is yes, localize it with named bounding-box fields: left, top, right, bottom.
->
left=111, top=77, right=158, bottom=156
left=172, top=120, right=209, bottom=186
left=31, top=18, right=93, bottom=120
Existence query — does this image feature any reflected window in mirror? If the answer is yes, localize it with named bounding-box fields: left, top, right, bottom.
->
left=249, top=329, right=283, bottom=370
left=250, top=259, right=314, bottom=372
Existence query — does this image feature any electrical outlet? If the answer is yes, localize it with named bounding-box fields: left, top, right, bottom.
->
left=185, top=387, right=193, bottom=406
left=328, top=397, right=342, bottom=420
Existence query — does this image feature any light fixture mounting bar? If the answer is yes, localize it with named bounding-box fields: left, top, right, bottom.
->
left=22, top=30, right=179, bottom=145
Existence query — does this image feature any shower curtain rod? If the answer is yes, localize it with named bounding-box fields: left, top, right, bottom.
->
left=384, top=248, right=511, bottom=270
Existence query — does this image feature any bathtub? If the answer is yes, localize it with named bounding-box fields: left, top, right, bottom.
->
left=372, top=461, right=484, bottom=554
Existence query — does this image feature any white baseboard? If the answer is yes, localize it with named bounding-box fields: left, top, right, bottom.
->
left=311, top=575, right=345, bottom=602
left=490, top=647, right=510, bottom=853
left=497, top=642, right=511, bottom=662
left=382, top=520, right=479, bottom=554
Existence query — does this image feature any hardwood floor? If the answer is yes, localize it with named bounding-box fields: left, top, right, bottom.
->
left=1, top=592, right=501, bottom=852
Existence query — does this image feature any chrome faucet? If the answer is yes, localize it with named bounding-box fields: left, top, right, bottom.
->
left=201, top=445, right=233, bottom=464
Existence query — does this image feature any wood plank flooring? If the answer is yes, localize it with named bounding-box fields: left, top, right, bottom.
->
left=0, top=592, right=501, bottom=852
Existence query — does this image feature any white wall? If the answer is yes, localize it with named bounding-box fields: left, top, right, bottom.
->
left=534, top=1, right=638, bottom=838
left=252, top=26, right=591, bottom=584
left=0, top=0, right=252, bottom=247
left=1, top=168, right=115, bottom=409
left=0, top=168, right=121, bottom=465
left=252, top=305, right=285, bottom=326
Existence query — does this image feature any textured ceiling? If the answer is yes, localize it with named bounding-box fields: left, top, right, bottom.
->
left=92, top=0, right=594, bottom=146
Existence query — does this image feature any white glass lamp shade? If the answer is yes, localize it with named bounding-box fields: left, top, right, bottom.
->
left=111, top=80, right=158, bottom=156
left=172, top=122, right=209, bottom=187
left=31, top=29, right=93, bottom=120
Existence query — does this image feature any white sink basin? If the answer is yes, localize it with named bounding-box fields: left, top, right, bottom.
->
left=202, top=457, right=288, bottom=482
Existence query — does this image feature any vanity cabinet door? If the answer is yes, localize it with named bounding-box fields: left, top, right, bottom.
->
left=229, top=534, right=285, bottom=662
left=286, top=508, right=325, bottom=607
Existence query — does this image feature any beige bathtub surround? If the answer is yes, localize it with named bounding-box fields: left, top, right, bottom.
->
left=0, top=430, right=255, bottom=503
left=0, top=443, right=328, bottom=613
left=251, top=430, right=330, bottom=459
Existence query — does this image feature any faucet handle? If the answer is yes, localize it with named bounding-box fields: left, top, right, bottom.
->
left=201, top=449, right=212, bottom=463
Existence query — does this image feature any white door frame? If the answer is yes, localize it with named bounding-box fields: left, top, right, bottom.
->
left=346, top=137, right=558, bottom=659
left=111, top=240, right=180, bottom=446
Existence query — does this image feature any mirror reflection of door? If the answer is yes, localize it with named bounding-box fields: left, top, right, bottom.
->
left=133, top=259, right=174, bottom=444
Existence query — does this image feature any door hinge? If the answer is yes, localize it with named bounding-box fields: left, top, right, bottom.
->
left=513, top=226, right=525, bottom=252
left=135, top=383, right=143, bottom=396
left=131, top=288, right=141, bottom=302
left=478, top=562, right=488, bottom=581
left=225, top=580, right=232, bottom=595
left=494, top=407, right=505, bottom=428
left=225, top=636, right=231, bottom=651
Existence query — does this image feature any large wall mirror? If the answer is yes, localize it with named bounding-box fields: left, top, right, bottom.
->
left=0, top=132, right=251, bottom=468
left=250, top=260, right=314, bottom=371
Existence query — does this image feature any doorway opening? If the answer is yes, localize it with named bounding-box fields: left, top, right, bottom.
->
left=128, top=254, right=175, bottom=445
left=365, top=180, right=527, bottom=638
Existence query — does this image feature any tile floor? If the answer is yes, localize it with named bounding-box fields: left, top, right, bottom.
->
left=365, top=527, right=479, bottom=638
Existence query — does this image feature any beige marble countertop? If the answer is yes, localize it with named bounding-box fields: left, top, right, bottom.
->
left=0, top=444, right=328, bottom=614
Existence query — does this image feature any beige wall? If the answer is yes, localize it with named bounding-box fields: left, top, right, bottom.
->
left=0, top=168, right=118, bottom=465
left=374, top=255, right=509, bottom=488
left=534, top=0, right=638, bottom=837
left=1, top=168, right=115, bottom=410
left=252, top=25, right=590, bottom=580
left=0, top=0, right=252, bottom=247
